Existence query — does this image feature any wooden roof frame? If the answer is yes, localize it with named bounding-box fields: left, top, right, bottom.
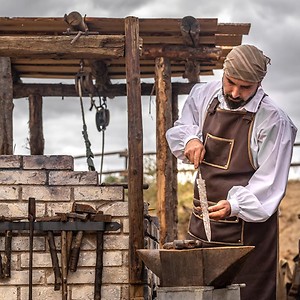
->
left=0, top=14, right=250, bottom=298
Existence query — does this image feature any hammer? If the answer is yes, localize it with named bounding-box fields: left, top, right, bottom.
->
left=92, top=212, right=112, bottom=300
left=69, top=203, right=96, bottom=272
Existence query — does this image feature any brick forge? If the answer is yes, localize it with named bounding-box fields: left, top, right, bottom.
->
left=0, top=155, right=132, bottom=300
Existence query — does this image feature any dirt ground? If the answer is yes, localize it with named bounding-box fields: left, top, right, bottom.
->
left=279, top=180, right=300, bottom=265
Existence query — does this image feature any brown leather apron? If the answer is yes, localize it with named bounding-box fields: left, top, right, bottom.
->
left=188, top=97, right=277, bottom=300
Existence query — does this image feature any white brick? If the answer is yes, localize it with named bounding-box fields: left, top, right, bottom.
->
left=22, top=186, right=71, bottom=201
left=104, top=235, right=129, bottom=250
left=71, top=284, right=94, bottom=300
left=21, top=286, right=63, bottom=300
left=46, top=202, right=72, bottom=216
left=0, top=186, right=19, bottom=200
left=102, top=266, right=129, bottom=284
left=20, top=252, right=52, bottom=268
left=74, top=186, right=124, bottom=201
left=12, top=236, right=45, bottom=252
left=0, top=202, right=45, bottom=219
left=101, top=202, right=129, bottom=217
left=49, top=171, right=98, bottom=186
left=0, top=170, right=47, bottom=185
left=122, top=218, right=129, bottom=233
left=0, top=286, right=18, bottom=299
left=0, top=155, right=21, bottom=168
left=0, top=270, right=45, bottom=285
left=102, top=285, right=122, bottom=300
left=23, top=155, right=73, bottom=170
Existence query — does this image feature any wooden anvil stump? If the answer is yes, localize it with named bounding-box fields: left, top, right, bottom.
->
left=137, top=246, right=254, bottom=287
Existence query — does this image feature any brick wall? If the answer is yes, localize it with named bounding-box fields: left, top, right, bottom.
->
left=0, top=155, right=131, bottom=300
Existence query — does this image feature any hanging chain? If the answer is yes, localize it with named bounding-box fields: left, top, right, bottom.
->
left=76, top=61, right=96, bottom=171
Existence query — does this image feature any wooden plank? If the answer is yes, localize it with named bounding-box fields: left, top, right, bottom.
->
left=13, top=65, right=92, bottom=73
left=142, top=35, right=216, bottom=45
left=0, top=57, right=13, bottom=154
left=125, top=17, right=144, bottom=298
left=0, top=35, right=125, bottom=59
left=217, top=23, right=251, bottom=35
left=11, top=58, right=81, bottom=65
left=155, top=57, right=177, bottom=245
left=142, top=45, right=221, bottom=60
left=0, top=17, right=249, bottom=37
left=216, top=34, right=243, bottom=46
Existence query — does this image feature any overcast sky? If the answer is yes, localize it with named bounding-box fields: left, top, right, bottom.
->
left=2, top=0, right=300, bottom=176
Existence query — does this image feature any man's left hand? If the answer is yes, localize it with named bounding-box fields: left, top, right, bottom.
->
left=208, top=200, right=231, bottom=221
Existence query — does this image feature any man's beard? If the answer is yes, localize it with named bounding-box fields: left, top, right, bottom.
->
left=223, top=93, right=251, bottom=109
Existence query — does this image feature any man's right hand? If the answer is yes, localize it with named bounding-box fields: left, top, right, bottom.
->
left=184, top=139, right=205, bottom=169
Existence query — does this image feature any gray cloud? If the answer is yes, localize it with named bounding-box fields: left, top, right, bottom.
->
left=3, top=0, right=300, bottom=172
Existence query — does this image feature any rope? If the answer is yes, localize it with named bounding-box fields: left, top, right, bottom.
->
left=99, top=129, right=105, bottom=183
left=77, top=78, right=95, bottom=171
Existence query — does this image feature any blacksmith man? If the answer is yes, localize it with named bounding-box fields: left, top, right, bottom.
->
left=166, top=44, right=297, bottom=300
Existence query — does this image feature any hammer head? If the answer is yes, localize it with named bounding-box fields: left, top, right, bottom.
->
left=72, top=203, right=97, bottom=214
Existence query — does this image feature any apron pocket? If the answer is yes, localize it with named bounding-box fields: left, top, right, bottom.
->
left=189, top=208, right=244, bottom=245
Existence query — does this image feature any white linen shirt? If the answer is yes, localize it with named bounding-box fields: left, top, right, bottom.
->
left=166, top=81, right=298, bottom=222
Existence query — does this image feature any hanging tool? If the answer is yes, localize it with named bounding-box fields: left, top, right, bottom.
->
left=58, top=213, right=68, bottom=300
left=2, top=230, right=12, bottom=278
left=95, top=97, right=110, bottom=132
left=93, top=212, right=112, bottom=300
left=69, top=204, right=96, bottom=272
left=196, top=169, right=211, bottom=242
left=47, top=230, right=61, bottom=291
left=28, top=197, right=36, bottom=300
left=75, top=60, right=96, bottom=171
left=95, top=96, right=110, bottom=183
left=42, top=216, right=62, bottom=291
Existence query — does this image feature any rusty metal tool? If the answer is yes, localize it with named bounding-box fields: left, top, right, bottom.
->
left=2, top=230, right=12, bottom=278
left=47, top=231, right=61, bottom=290
left=28, top=197, right=36, bottom=300
left=196, top=169, right=211, bottom=242
left=42, top=216, right=62, bottom=291
left=56, top=209, right=89, bottom=268
left=94, top=212, right=112, bottom=300
left=59, top=213, right=68, bottom=300
left=69, top=204, right=96, bottom=272
left=0, top=253, right=2, bottom=278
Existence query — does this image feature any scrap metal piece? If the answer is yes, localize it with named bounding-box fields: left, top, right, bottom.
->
left=196, top=169, right=211, bottom=242
left=2, top=230, right=12, bottom=278
left=47, top=231, right=61, bottom=290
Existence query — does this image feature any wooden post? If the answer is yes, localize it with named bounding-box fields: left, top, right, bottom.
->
left=171, top=92, right=179, bottom=233
left=0, top=57, right=13, bottom=154
left=28, top=94, right=44, bottom=155
left=125, top=17, right=144, bottom=299
left=155, top=57, right=177, bottom=246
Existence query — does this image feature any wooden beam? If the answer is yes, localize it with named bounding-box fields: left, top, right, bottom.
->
left=142, top=45, right=221, bottom=60
left=0, top=57, right=14, bottom=154
left=0, top=35, right=126, bottom=59
left=125, top=17, right=144, bottom=299
left=13, top=82, right=198, bottom=99
left=155, top=57, right=177, bottom=246
left=171, top=92, right=179, bottom=237
left=28, top=94, right=44, bottom=155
